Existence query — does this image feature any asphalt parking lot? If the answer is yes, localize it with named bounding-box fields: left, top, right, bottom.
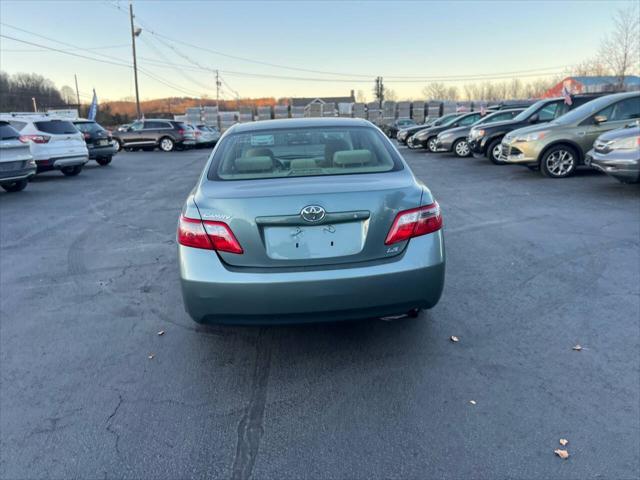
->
left=1, top=146, right=638, bottom=480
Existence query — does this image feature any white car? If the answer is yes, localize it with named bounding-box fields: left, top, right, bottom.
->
left=0, top=120, right=36, bottom=192
left=194, top=124, right=221, bottom=147
left=0, top=114, right=88, bottom=176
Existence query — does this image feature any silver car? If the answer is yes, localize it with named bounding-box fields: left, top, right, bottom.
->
left=194, top=124, right=221, bottom=147
left=177, top=118, right=445, bottom=324
left=0, top=121, right=36, bottom=192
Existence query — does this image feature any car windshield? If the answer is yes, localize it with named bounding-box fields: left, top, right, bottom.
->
left=73, top=122, right=105, bottom=133
left=433, top=114, right=458, bottom=126
left=34, top=120, right=78, bottom=134
left=210, top=126, right=401, bottom=181
left=513, top=101, right=547, bottom=122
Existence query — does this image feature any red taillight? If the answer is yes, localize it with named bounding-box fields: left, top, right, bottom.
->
left=177, top=215, right=243, bottom=254
left=22, top=134, right=51, bottom=144
left=18, top=135, right=28, bottom=144
left=385, top=202, right=442, bottom=245
left=177, top=128, right=185, bottom=135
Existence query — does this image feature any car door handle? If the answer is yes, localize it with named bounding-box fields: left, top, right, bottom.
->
left=576, top=131, right=587, bottom=136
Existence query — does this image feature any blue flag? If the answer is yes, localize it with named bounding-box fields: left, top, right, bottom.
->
left=88, top=89, right=98, bottom=120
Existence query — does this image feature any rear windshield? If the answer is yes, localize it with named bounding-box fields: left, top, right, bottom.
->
left=0, top=122, right=20, bottom=140
left=209, top=126, right=402, bottom=181
left=73, top=121, right=105, bottom=133
left=34, top=120, right=78, bottom=134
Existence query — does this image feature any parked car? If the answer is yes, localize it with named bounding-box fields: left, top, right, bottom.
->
left=194, top=124, right=221, bottom=147
left=586, top=123, right=640, bottom=184
left=434, top=108, right=525, bottom=157
left=397, top=113, right=461, bottom=145
left=468, top=93, right=607, bottom=164
left=501, top=92, right=640, bottom=178
left=112, top=119, right=194, bottom=152
left=0, top=120, right=36, bottom=192
left=0, top=114, right=88, bottom=176
left=177, top=118, right=445, bottom=324
left=72, top=119, right=117, bottom=166
left=383, top=118, right=417, bottom=139
left=411, top=111, right=488, bottom=151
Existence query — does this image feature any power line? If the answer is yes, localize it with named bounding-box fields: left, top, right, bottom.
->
left=124, top=9, right=573, bottom=81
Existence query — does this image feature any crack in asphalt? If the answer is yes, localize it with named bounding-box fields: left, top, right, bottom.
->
left=105, top=394, right=124, bottom=458
left=231, top=328, right=273, bottom=480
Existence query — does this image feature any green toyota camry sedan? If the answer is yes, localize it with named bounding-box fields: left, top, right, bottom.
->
left=177, top=118, right=445, bottom=324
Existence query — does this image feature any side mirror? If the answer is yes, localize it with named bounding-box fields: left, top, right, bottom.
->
left=593, top=115, right=608, bottom=125
left=529, top=114, right=539, bottom=124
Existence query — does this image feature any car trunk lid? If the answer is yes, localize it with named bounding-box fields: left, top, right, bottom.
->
left=194, top=171, right=422, bottom=268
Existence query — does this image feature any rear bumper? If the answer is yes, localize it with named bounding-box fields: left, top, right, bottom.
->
left=36, top=155, right=88, bottom=171
left=0, top=165, right=37, bottom=183
left=179, top=233, right=445, bottom=324
left=87, top=143, right=117, bottom=159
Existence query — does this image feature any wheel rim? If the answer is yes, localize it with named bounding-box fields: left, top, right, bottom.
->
left=492, top=144, right=502, bottom=159
left=161, top=139, right=173, bottom=151
left=546, top=150, right=575, bottom=176
left=455, top=141, right=469, bottom=156
left=428, top=139, right=437, bottom=152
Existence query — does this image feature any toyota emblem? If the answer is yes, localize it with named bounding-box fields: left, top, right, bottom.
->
left=300, top=205, right=325, bottom=223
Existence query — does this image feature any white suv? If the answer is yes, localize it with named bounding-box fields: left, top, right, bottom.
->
left=0, top=114, right=88, bottom=176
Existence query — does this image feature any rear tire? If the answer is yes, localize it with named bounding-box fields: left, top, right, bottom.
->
left=540, top=145, right=578, bottom=178
left=159, top=137, right=175, bottom=152
left=61, top=165, right=83, bottom=176
left=453, top=139, right=471, bottom=157
left=487, top=138, right=505, bottom=165
left=1, top=179, right=28, bottom=192
left=96, top=157, right=112, bottom=166
left=115, top=139, right=123, bottom=152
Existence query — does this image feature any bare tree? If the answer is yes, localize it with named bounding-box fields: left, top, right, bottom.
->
left=599, top=4, right=640, bottom=90
left=422, top=82, right=448, bottom=100
left=385, top=89, right=397, bottom=101
left=356, top=89, right=366, bottom=103
left=60, top=85, right=76, bottom=104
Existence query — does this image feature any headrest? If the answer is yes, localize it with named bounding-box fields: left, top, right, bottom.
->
left=235, top=156, right=273, bottom=173
left=333, top=149, right=372, bottom=166
left=289, top=158, right=318, bottom=170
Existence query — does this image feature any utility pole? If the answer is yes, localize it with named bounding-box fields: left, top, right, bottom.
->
left=215, top=70, right=221, bottom=109
left=31, top=97, right=37, bottom=112
left=74, top=74, right=81, bottom=108
left=129, top=2, right=141, bottom=119
left=374, top=76, right=385, bottom=108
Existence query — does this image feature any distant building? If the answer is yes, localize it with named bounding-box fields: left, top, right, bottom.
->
left=288, top=91, right=356, bottom=109
left=542, top=76, right=640, bottom=97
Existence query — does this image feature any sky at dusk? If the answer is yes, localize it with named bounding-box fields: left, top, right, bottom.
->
left=0, top=0, right=635, bottom=102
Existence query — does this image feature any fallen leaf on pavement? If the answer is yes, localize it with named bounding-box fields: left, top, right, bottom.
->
left=450, top=336, right=459, bottom=343
left=554, top=449, right=569, bottom=459
left=572, top=344, right=582, bottom=351
left=157, top=330, right=165, bottom=336
left=148, top=354, right=154, bottom=359
left=559, top=439, right=568, bottom=446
